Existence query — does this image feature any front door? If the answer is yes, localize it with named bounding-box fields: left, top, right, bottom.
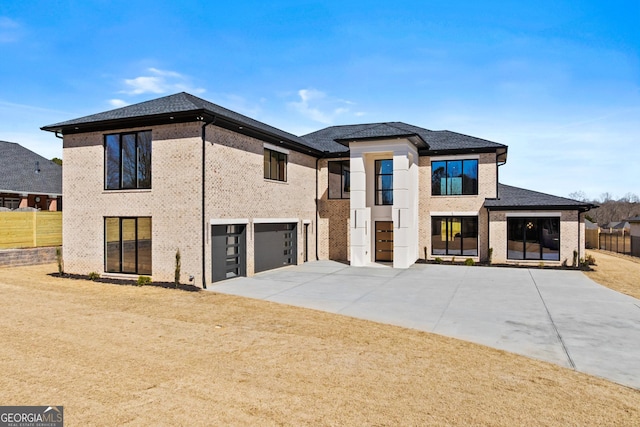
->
left=375, top=221, right=393, bottom=262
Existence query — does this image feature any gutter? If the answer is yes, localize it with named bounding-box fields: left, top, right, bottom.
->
left=200, top=115, right=215, bottom=289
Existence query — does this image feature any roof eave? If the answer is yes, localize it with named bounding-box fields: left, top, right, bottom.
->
left=335, top=133, right=429, bottom=149
left=485, top=203, right=596, bottom=212
left=420, top=146, right=503, bottom=156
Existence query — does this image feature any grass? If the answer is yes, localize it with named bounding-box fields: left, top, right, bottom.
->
left=0, top=263, right=638, bottom=425
left=585, top=249, right=640, bottom=299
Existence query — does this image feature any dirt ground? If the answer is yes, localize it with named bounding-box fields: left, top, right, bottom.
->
left=585, top=249, right=640, bottom=299
left=0, top=264, right=638, bottom=426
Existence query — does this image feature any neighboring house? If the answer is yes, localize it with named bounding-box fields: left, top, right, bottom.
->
left=0, top=141, right=62, bottom=211
left=41, top=92, right=594, bottom=287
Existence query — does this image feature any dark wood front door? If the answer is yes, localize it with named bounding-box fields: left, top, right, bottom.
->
left=375, top=221, right=393, bottom=262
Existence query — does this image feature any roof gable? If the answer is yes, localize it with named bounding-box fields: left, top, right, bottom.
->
left=0, top=141, right=62, bottom=195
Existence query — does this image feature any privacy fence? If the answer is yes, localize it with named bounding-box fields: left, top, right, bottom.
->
left=586, top=228, right=638, bottom=257
left=0, top=211, right=62, bottom=249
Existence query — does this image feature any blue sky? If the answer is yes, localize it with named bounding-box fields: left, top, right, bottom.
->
left=1, top=0, right=638, bottom=200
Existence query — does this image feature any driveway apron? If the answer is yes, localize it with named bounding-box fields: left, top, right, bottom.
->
left=211, top=261, right=640, bottom=389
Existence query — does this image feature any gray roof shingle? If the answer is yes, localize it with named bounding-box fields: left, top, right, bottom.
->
left=485, top=184, right=594, bottom=211
left=42, top=92, right=506, bottom=156
left=301, top=122, right=506, bottom=154
left=0, top=141, right=62, bottom=195
left=42, top=92, right=323, bottom=154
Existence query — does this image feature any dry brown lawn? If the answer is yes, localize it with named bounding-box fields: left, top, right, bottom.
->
left=585, top=249, right=640, bottom=299
left=0, top=264, right=638, bottom=426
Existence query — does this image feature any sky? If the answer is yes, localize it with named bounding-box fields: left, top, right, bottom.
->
left=1, top=0, right=638, bottom=201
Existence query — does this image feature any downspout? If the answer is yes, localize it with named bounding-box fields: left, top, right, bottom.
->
left=54, top=131, right=63, bottom=140
left=487, top=207, right=491, bottom=263
left=200, top=116, right=215, bottom=289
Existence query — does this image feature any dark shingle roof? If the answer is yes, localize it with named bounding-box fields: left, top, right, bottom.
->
left=42, top=92, right=507, bottom=157
left=301, top=122, right=506, bottom=154
left=42, top=92, right=324, bottom=155
left=627, top=216, right=640, bottom=223
left=0, top=141, right=62, bottom=195
left=485, top=184, right=594, bottom=211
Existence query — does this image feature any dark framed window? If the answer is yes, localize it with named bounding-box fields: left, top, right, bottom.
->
left=375, top=159, right=393, bottom=205
left=328, top=160, right=350, bottom=199
left=432, top=216, right=478, bottom=256
left=431, top=159, right=478, bottom=195
left=105, top=130, right=152, bottom=190
left=507, top=217, right=560, bottom=261
left=263, top=148, right=287, bottom=181
left=105, top=217, right=152, bottom=275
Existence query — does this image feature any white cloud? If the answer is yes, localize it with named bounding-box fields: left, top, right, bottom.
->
left=288, top=89, right=359, bottom=124
left=108, top=99, right=129, bottom=108
left=120, top=68, right=205, bottom=96
left=0, top=17, right=22, bottom=43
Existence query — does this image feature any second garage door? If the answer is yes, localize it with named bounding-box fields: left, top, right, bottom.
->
left=254, top=223, right=297, bottom=273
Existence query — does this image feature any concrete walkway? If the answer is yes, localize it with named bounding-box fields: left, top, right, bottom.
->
left=211, top=261, right=640, bottom=389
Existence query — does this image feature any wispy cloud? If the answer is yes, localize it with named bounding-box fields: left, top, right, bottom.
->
left=288, top=89, right=360, bottom=124
left=120, top=68, right=205, bottom=96
left=108, top=99, right=129, bottom=108
left=0, top=17, right=22, bottom=43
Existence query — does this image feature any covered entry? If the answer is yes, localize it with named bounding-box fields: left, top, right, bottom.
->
left=212, top=224, right=246, bottom=282
left=375, top=221, right=393, bottom=262
left=255, top=222, right=297, bottom=273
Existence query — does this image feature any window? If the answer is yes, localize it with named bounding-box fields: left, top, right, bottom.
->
left=105, top=131, right=152, bottom=190
left=1, top=197, right=20, bottom=209
left=431, top=159, right=478, bottom=195
left=375, top=159, right=393, bottom=205
left=328, top=160, right=350, bottom=199
left=432, top=216, right=478, bottom=256
left=507, top=217, right=560, bottom=261
left=105, top=217, right=152, bottom=274
left=264, top=148, right=287, bottom=181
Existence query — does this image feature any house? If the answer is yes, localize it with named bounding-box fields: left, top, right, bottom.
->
left=41, top=92, right=594, bottom=287
left=0, top=141, right=62, bottom=211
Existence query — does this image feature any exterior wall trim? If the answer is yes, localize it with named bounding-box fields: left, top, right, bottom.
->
left=431, top=211, right=480, bottom=216
left=254, top=217, right=299, bottom=224
left=429, top=153, right=480, bottom=161
left=264, top=142, right=290, bottom=155
left=210, top=218, right=250, bottom=225
left=505, top=212, right=561, bottom=217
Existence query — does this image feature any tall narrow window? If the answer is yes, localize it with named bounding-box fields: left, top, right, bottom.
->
left=431, top=159, right=478, bottom=195
left=264, top=148, right=287, bottom=182
left=432, top=216, right=478, bottom=256
left=105, top=217, right=152, bottom=275
left=328, top=160, right=350, bottom=199
left=507, top=217, right=560, bottom=260
left=104, top=130, right=152, bottom=190
left=375, top=159, right=393, bottom=205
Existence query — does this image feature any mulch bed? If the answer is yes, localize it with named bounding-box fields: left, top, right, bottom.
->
left=48, top=272, right=201, bottom=292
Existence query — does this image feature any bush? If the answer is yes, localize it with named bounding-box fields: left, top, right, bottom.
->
left=56, top=247, right=64, bottom=275
left=137, top=276, right=152, bottom=286
left=573, top=250, right=578, bottom=267
left=464, top=258, right=475, bottom=266
left=434, top=257, right=443, bottom=264
left=585, top=253, right=596, bottom=266
left=488, top=247, right=493, bottom=265
left=451, top=256, right=456, bottom=264
left=88, top=271, right=100, bottom=281
left=175, top=249, right=181, bottom=287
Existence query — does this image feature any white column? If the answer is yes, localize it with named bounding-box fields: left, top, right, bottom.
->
left=350, top=154, right=370, bottom=266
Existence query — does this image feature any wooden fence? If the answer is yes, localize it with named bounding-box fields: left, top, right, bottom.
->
left=0, top=211, right=62, bottom=249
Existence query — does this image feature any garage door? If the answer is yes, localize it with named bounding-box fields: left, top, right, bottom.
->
left=212, top=224, right=246, bottom=282
left=254, top=223, right=297, bottom=273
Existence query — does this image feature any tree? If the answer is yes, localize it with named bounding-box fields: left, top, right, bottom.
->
left=51, top=157, right=62, bottom=166
left=568, top=191, right=588, bottom=202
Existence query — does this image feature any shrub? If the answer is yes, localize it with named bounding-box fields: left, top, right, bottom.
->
left=585, top=253, right=596, bottom=266
left=137, top=276, right=152, bottom=286
left=538, top=262, right=545, bottom=269
left=175, top=249, right=181, bottom=287
left=488, top=247, right=493, bottom=265
left=88, top=271, right=100, bottom=281
left=434, top=257, right=443, bottom=264
left=56, top=247, right=64, bottom=275
left=464, top=258, right=475, bottom=266
left=451, top=256, right=456, bottom=264
left=572, top=250, right=578, bottom=267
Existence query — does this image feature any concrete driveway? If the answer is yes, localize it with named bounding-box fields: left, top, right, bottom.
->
left=211, top=261, right=640, bottom=389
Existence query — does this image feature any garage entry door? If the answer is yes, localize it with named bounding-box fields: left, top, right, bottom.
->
left=212, top=224, right=246, bottom=283
left=254, top=223, right=297, bottom=273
